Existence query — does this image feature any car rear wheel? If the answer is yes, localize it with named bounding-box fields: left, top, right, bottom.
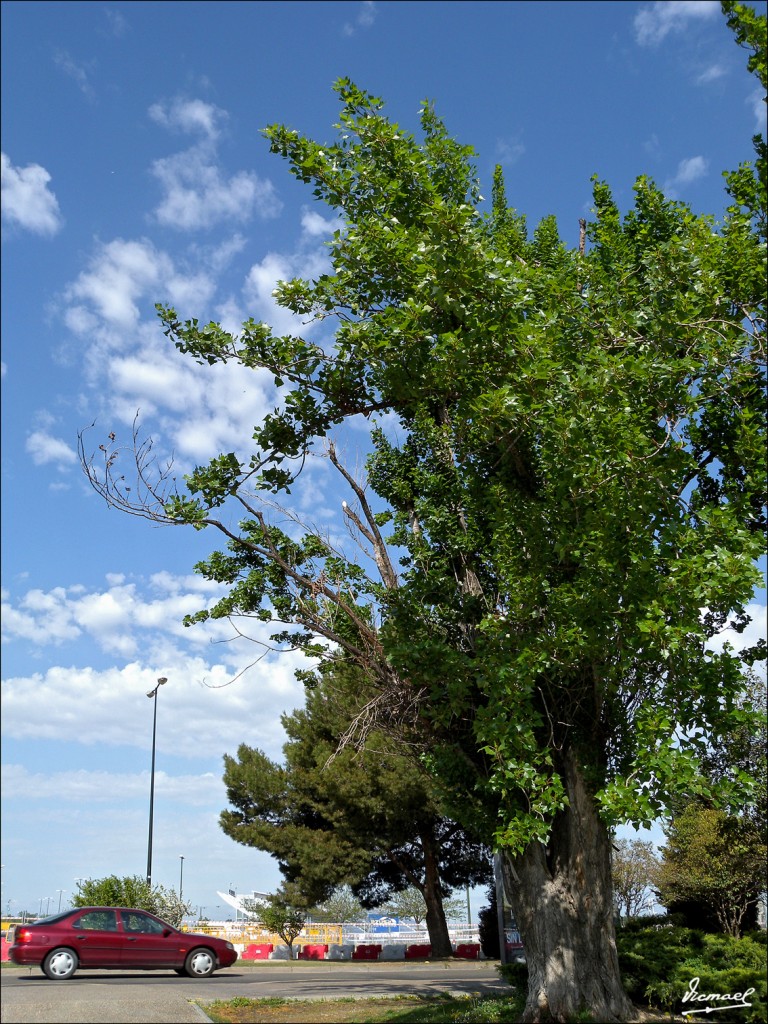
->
left=185, top=947, right=215, bottom=977
left=43, top=947, right=78, bottom=980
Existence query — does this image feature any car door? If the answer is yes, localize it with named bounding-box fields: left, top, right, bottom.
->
left=118, top=910, right=182, bottom=968
left=69, top=909, right=123, bottom=967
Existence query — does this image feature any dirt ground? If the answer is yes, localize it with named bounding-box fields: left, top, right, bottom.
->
left=202, top=997, right=422, bottom=1023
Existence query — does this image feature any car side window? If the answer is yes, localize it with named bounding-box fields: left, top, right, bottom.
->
left=122, top=912, right=165, bottom=934
left=73, top=910, right=118, bottom=932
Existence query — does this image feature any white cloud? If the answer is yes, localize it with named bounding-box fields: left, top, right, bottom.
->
left=148, top=98, right=281, bottom=231
left=748, top=88, right=765, bottom=132
left=634, top=1, right=719, bottom=47
left=242, top=243, right=332, bottom=336
left=343, top=0, right=377, bottom=36
left=1, top=571, right=312, bottom=768
left=151, top=147, right=280, bottom=230
left=1, top=652, right=306, bottom=761
left=65, top=237, right=170, bottom=329
left=696, top=63, right=727, bottom=85
left=1, top=153, right=64, bottom=236
left=300, top=208, right=339, bottom=237
left=103, top=8, right=129, bottom=38
left=496, top=137, right=525, bottom=167
left=25, top=430, right=77, bottom=468
left=663, top=154, right=709, bottom=197
left=53, top=50, right=95, bottom=99
left=706, top=601, right=767, bottom=670
left=149, top=98, right=226, bottom=141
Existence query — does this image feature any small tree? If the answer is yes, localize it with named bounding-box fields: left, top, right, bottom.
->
left=312, top=886, right=367, bottom=924
left=381, top=886, right=430, bottom=926
left=611, top=839, right=661, bottom=921
left=72, top=874, right=191, bottom=928
left=656, top=805, right=766, bottom=937
left=249, top=885, right=308, bottom=957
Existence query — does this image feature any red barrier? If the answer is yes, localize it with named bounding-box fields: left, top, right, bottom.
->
left=352, top=943, right=382, bottom=960
left=1, top=939, right=11, bottom=962
left=454, top=943, right=480, bottom=960
left=405, top=943, right=432, bottom=959
left=298, top=943, right=328, bottom=960
left=242, top=943, right=273, bottom=960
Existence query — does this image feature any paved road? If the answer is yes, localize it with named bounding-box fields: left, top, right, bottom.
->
left=0, top=960, right=511, bottom=1023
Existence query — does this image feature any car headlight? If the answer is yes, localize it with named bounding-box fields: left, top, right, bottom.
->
left=225, top=942, right=234, bottom=950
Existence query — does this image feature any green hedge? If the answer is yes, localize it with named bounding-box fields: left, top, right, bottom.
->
left=618, top=919, right=766, bottom=1023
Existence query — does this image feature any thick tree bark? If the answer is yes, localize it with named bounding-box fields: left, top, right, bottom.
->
left=501, top=749, right=635, bottom=1023
left=421, top=833, right=454, bottom=958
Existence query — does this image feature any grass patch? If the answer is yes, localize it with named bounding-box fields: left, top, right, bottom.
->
left=199, top=993, right=526, bottom=1024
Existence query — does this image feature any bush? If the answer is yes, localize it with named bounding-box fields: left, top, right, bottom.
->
left=71, top=874, right=190, bottom=928
left=616, top=921, right=766, bottom=1023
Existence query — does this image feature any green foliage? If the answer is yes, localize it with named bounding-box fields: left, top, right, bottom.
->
left=617, top=919, right=767, bottom=1023
left=656, top=804, right=767, bottom=937
left=246, top=884, right=308, bottom=953
left=71, top=875, right=190, bottom=928
left=500, top=922, right=767, bottom=1023
left=311, top=885, right=367, bottom=924
left=82, top=8, right=767, bottom=1018
left=219, top=660, right=491, bottom=952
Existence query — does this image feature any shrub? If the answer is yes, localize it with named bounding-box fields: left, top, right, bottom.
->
left=616, top=921, right=766, bottom=1023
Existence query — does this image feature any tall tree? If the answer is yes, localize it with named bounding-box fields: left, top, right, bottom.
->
left=81, top=9, right=766, bottom=1020
left=219, top=663, right=491, bottom=957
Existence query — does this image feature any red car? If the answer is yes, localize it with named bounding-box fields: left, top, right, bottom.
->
left=8, top=907, right=238, bottom=979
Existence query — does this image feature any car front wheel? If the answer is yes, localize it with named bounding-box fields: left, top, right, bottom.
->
left=43, top=947, right=78, bottom=980
left=185, top=948, right=215, bottom=978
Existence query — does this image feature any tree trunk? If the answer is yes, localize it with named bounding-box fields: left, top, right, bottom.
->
left=421, top=833, right=454, bottom=958
left=501, top=749, right=635, bottom=1023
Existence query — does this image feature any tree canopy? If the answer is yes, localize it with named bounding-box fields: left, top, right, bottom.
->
left=81, top=5, right=766, bottom=1019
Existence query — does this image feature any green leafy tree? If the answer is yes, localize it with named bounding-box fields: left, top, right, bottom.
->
left=661, top=669, right=767, bottom=932
left=611, top=839, right=661, bottom=922
left=247, top=884, right=307, bottom=956
left=81, top=7, right=766, bottom=1020
left=72, top=875, right=190, bottom=928
left=380, top=886, right=430, bottom=926
left=381, top=886, right=467, bottom=926
left=220, top=663, right=491, bottom=957
left=656, top=804, right=766, bottom=938
left=311, top=886, right=367, bottom=924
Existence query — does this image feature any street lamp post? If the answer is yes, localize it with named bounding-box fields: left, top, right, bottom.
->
left=146, top=677, right=167, bottom=886
left=57, top=889, right=67, bottom=912
left=179, top=856, right=184, bottom=900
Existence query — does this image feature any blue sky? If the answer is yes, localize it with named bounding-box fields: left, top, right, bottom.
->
left=2, top=0, right=765, bottom=921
